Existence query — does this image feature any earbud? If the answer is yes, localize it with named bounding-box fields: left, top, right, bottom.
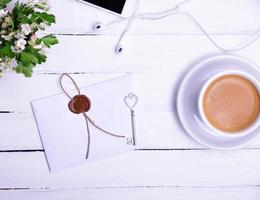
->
left=115, top=44, right=123, bottom=54
left=93, top=21, right=124, bottom=54
left=93, top=22, right=102, bottom=31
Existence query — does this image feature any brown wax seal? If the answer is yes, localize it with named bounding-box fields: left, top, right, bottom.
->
left=68, top=95, right=91, bottom=114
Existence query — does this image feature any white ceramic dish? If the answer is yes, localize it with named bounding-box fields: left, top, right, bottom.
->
left=177, top=55, right=260, bottom=150
left=198, top=70, right=260, bottom=138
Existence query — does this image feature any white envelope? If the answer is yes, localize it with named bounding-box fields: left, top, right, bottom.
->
left=31, top=75, right=146, bottom=172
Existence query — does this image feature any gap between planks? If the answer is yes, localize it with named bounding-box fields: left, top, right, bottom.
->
left=2, top=148, right=260, bottom=153
left=1, top=184, right=260, bottom=191
left=46, top=32, right=260, bottom=36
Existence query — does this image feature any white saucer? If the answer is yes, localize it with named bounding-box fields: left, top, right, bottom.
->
left=177, top=55, right=260, bottom=150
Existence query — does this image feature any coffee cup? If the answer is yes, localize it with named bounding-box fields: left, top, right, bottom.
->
left=198, top=70, right=260, bottom=137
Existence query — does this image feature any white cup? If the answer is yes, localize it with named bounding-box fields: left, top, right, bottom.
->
left=198, top=70, right=260, bottom=137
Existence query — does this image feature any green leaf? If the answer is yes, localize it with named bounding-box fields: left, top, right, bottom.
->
left=26, top=46, right=47, bottom=64
left=17, top=13, right=30, bottom=24
left=15, top=64, right=22, bottom=73
left=12, top=2, right=34, bottom=27
left=0, top=0, right=11, bottom=8
left=0, top=42, right=14, bottom=58
left=38, top=35, right=58, bottom=48
left=20, top=52, right=38, bottom=65
left=41, top=13, right=56, bottom=24
left=13, top=2, right=34, bottom=15
left=15, top=63, right=33, bottom=77
left=33, top=51, right=46, bottom=64
left=7, top=16, right=14, bottom=30
left=31, top=12, right=55, bottom=25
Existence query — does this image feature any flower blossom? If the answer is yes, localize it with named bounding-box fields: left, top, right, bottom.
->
left=0, top=9, right=8, bottom=19
left=0, top=58, right=17, bottom=75
left=15, top=38, right=27, bottom=50
left=15, top=31, right=26, bottom=39
left=1, top=32, right=14, bottom=41
left=21, top=24, right=32, bottom=35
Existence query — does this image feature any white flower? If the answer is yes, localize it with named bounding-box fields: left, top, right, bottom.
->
left=21, top=24, right=32, bottom=35
left=0, top=58, right=17, bottom=73
left=0, top=30, right=6, bottom=35
left=11, top=45, right=17, bottom=52
left=15, top=31, right=26, bottom=39
left=15, top=38, right=27, bottom=50
left=1, top=32, right=14, bottom=41
left=37, top=0, right=49, bottom=10
left=0, top=9, right=8, bottom=19
left=29, top=0, right=39, bottom=3
left=1, top=16, right=11, bottom=29
left=39, top=22, right=49, bottom=30
left=11, top=45, right=22, bottom=53
left=28, top=0, right=49, bottom=11
left=30, top=23, right=37, bottom=30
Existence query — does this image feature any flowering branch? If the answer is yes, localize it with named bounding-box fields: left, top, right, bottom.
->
left=0, top=0, right=58, bottom=77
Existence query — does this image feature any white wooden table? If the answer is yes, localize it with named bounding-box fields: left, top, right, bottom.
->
left=1, top=0, right=260, bottom=199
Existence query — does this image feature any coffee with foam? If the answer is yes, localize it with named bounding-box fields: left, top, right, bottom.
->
left=203, top=75, right=260, bottom=133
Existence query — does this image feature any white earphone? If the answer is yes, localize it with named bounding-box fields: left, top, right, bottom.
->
left=92, top=0, right=260, bottom=55
left=93, top=21, right=124, bottom=54
left=92, top=0, right=140, bottom=54
left=93, top=22, right=102, bottom=30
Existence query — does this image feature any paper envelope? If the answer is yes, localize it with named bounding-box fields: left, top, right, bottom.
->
left=31, top=75, right=146, bottom=172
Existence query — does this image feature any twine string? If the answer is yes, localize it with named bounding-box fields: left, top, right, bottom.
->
left=84, top=113, right=91, bottom=159
left=59, top=73, right=125, bottom=159
left=83, top=113, right=125, bottom=138
left=59, top=73, right=81, bottom=99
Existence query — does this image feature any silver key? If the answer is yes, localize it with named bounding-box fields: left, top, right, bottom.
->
left=124, top=92, right=139, bottom=146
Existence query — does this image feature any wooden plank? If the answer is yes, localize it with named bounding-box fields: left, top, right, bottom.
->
left=36, top=0, right=260, bottom=34
left=0, top=73, right=184, bottom=111
left=1, top=150, right=260, bottom=188
left=0, top=73, right=126, bottom=111
left=0, top=72, right=196, bottom=150
left=30, top=34, right=260, bottom=73
left=1, top=70, right=260, bottom=150
left=2, top=72, right=260, bottom=150
left=0, top=113, right=42, bottom=150
left=2, top=108, right=260, bottom=150
left=0, top=109, right=201, bottom=150
left=1, top=186, right=260, bottom=200
left=0, top=34, right=257, bottom=75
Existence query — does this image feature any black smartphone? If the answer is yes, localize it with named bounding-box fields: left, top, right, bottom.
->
left=77, top=0, right=131, bottom=16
